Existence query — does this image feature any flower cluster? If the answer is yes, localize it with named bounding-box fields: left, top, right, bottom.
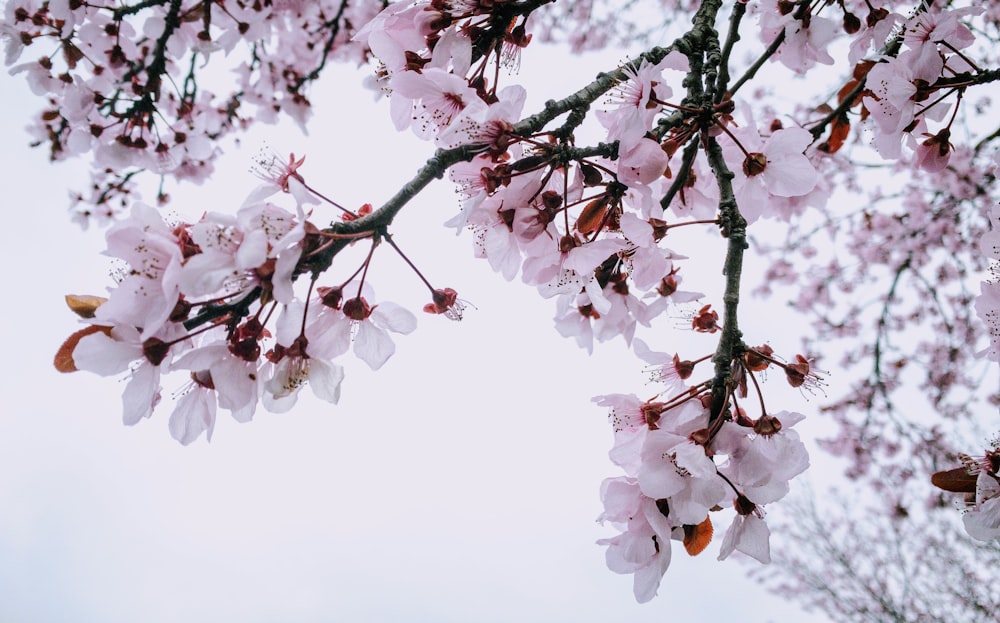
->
left=594, top=342, right=811, bottom=601
left=0, top=0, right=386, bottom=225
left=56, top=156, right=468, bottom=444
left=354, top=1, right=730, bottom=356
left=351, top=10, right=833, bottom=596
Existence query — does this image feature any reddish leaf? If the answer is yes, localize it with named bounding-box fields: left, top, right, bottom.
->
left=853, top=59, right=875, bottom=81
left=54, top=325, right=111, bottom=373
left=820, top=114, right=851, bottom=154
left=931, top=467, right=978, bottom=493
left=683, top=516, right=713, bottom=556
left=575, top=197, right=609, bottom=235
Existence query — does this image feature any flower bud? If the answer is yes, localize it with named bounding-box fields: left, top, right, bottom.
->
left=318, top=286, right=344, bottom=309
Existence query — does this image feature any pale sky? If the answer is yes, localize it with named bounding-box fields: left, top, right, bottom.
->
left=0, top=37, right=836, bottom=622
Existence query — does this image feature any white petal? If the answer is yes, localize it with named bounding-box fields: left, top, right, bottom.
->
left=287, top=177, right=319, bottom=206
left=73, top=332, right=140, bottom=376
left=177, top=252, right=233, bottom=298
left=212, top=358, right=259, bottom=416
left=275, top=301, right=305, bottom=345
left=240, top=183, right=279, bottom=209
left=272, top=244, right=302, bottom=305
left=632, top=547, right=670, bottom=603
left=353, top=322, right=396, bottom=370
left=764, top=127, right=812, bottom=154
left=121, top=363, right=160, bottom=425
left=168, top=389, right=216, bottom=445
left=372, top=301, right=417, bottom=334
left=764, top=153, right=818, bottom=197
left=236, top=229, right=269, bottom=270
left=309, top=359, right=344, bottom=404
left=722, top=514, right=771, bottom=563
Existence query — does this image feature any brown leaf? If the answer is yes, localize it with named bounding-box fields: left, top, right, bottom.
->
left=575, top=197, right=609, bottom=235
left=683, top=516, right=713, bottom=556
left=579, top=162, right=603, bottom=186
left=54, top=325, right=111, bottom=373
left=853, top=60, right=875, bottom=81
left=65, top=294, right=108, bottom=319
left=931, top=467, right=978, bottom=493
left=819, top=114, right=851, bottom=154
left=62, top=41, right=84, bottom=70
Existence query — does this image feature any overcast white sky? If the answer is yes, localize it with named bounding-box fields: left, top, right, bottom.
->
left=0, top=35, right=838, bottom=622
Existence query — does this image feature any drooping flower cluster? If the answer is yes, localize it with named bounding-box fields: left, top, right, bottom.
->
left=0, top=0, right=387, bottom=225
left=742, top=1, right=1000, bottom=525
left=56, top=156, right=467, bottom=444
left=349, top=9, right=833, bottom=593
left=594, top=342, right=811, bottom=601
left=352, top=1, right=738, bottom=356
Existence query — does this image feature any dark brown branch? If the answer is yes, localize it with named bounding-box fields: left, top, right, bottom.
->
left=291, top=0, right=350, bottom=92
left=704, top=134, right=747, bottom=423
left=715, top=0, right=746, bottom=102
left=659, top=138, right=699, bottom=213
left=143, top=0, right=182, bottom=98
left=109, top=0, right=169, bottom=20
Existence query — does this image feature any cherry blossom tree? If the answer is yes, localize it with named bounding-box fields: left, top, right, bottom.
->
left=762, top=486, right=1000, bottom=622
left=5, top=0, right=1000, bottom=612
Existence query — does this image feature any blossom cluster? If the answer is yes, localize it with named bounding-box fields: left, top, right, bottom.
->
left=349, top=4, right=827, bottom=591
left=593, top=342, right=811, bottom=601
left=353, top=0, right=834, bottom=356
left=352, top=1, right=727, bottom=355
left=743, top=1, right=1000, bottom=522
left=963, top=464, right=1000, bottom=541
left=950, top=167, right=1000, bottom=541
left=0, top=0, right=386, bottom=225
left=56, top=157, right=465, bottom=444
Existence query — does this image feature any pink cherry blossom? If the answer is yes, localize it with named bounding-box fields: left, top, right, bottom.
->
left=263, top=301, right=346, bottom=413
left=596, top=52, right=687, bottom=149
left=617, top=138, right=670, bottom=188
left=717, top=512, right=771, bottom=563
left=390, top=68, right=484, bottom=139
left=72, top=325, right=166, bottom=426
left=716, top=411, right=810, bottom=505
left=168, top=375, right=218, bottom=445
left=962, top=471, right=1000, bottom=541
left=305, top=282, right=417, bottom=371
left=597, top=477, right=677, bottom=603
left=728, top=124, right=819, bottom=221
left=758, top=2, right=836, bottom=73
left=246, top=150, right=319, bottom=207
left=93, top=203, right=184, bottom=338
